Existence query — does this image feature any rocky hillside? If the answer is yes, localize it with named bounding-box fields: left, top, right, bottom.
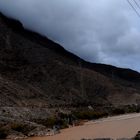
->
left=1, top=12, right=140, bottom=138
left=0, top=12, right=140, bottom=108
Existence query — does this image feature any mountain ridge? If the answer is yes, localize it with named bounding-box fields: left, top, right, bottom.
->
left=1, top=12, right=140, bottom=138
left=1, top=12, right=140, bottom=82
left=0, top=12, right=140, bottom=108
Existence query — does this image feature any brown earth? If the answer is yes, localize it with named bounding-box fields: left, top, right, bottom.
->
left=27, top=113, right=140, bottom=140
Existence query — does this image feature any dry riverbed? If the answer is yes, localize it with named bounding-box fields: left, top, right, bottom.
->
left=27, top=113, right=140, bottom=140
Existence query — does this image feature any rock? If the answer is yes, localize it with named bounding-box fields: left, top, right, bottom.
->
left=6, top=130, right=27, bottom=140
left=28, top=126, right=60, bottom=137
left=135, top=131, right=140, bottom=140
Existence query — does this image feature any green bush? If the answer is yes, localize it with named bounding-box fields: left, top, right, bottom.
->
left=127, top=105, right=137, bottom=113
left=10, top=123, right=36, bottom=136
left=56, top=119, right=69, bottom=129
left=73, top=111, right=108, bottom=120
left=45, top=117, right=57, bottom=128
left=112, top=108, right=125, bottom=115
left=11, top=123, right=25, bottom=132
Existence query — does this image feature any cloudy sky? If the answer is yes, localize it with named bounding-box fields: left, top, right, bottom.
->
left=0, top=0, right=140, bottom=71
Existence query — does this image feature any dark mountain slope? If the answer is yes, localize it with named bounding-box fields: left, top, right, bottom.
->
left=0, top=12, right=140, bottom=110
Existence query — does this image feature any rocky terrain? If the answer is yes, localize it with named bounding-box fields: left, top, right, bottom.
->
left=0, top=12, right=140, bottom=138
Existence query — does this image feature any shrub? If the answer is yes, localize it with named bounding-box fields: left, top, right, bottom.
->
left=11, top=123, right=25, bottom=132
left=73, top=111, right=108, bottom=120
left=126, top=105, right=137, bottom=113
left=112, top=108, right=125, bottom=115
left=0, top=127, right=9, bottom=139
left=45, top=117, right=57, bottom=128
left=135, top=135, right=140, bottom=140
left=10, top=123, right=34, bottom=135
left=55, top=119, right=68, bottom=129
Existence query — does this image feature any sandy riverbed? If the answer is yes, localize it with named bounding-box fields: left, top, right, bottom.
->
left=27, top=113, right=140, bottom=140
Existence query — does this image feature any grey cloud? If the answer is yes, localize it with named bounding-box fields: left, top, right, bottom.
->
left=0, top=0, right=140, bottom=71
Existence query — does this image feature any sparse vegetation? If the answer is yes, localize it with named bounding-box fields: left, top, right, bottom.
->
left=0, top=127, right=9, bottom=139
left=112, top=108, right=125, bottom=115
left=72, top=111, right=108, bottom=120
left=33, top=117, right=68, bottom=129
left=10, top=123, right=35, bottom=135
left=11, top=123, right=25, bottom=132
left=45, top=117, right=57, bottom=128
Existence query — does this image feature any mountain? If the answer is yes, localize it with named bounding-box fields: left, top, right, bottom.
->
left=1, top=12, right=140, bottom=108
left=1, top=12, right=140, bottom=138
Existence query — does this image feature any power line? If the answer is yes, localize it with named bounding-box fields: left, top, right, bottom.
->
left=133, top=0, right=140, bottom=10
left=127, top=0, right=140, bottom=15
left=126, top=0, right=140, bottom=18
left=136, top=0, right=140, bottom=7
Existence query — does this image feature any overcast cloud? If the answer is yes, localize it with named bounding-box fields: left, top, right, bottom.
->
left=0, top=0, right=140, bottom=71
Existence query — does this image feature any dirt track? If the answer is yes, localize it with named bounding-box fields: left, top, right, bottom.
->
left=27, top=113, right=140, bottom=140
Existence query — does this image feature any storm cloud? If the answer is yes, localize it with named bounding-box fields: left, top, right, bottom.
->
left=0, top=0, right=140, bottom=71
